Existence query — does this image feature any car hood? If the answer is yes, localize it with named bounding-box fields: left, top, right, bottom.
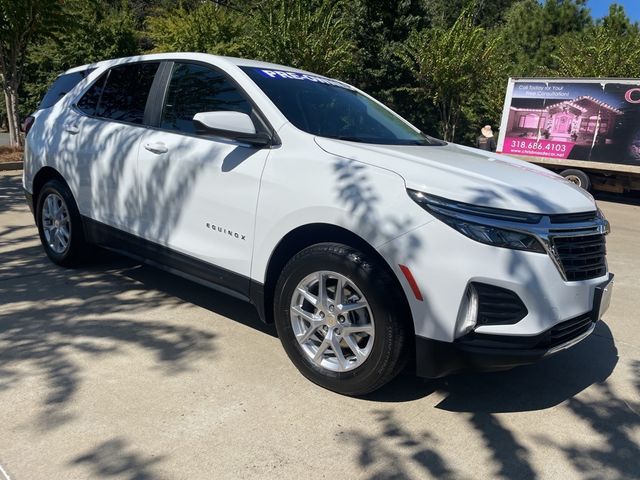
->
left=314, top=138, right=596, bottom=214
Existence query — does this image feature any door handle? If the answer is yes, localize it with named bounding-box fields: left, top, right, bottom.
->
left=64, top=123, right=79, bottom=134
left=143, top=142, right=168, bottom=154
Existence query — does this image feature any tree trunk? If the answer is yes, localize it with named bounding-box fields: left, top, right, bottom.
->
left=3, top=84, right=22, bottom=148
left=439, top=100, right=451, bottom=142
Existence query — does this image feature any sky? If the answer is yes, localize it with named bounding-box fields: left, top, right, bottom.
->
left=587, top=0, right=640, bottom=21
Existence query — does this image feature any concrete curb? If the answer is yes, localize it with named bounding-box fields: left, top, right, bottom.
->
left=0, top=161, right=23, bottom=171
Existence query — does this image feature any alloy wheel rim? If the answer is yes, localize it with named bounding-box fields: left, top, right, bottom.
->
left=290, top=270, right=375, bottom=372
left=42, top=193, right=71, bottom=254
left=565, top=174, right=582, bottom=186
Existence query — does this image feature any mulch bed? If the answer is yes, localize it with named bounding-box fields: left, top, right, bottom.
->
left=0, top=146, right=24, bottom=163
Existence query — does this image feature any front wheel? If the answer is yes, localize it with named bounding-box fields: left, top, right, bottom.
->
left=274, top=243, right=408, bottom=395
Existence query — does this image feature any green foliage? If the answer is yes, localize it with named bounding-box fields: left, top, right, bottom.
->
left=7, top=0, right=640, bottom=147
left=145, top=2, right=247, bottom=56
left=20, top=0, right=139, bottom=115
left=424, top=0, right=520, bottom=28
left=247, top=0, right=355, bottom=77
left=344, top=1, right=433, bottom=131
left=0, top=0, right=68, bottom=76
left=497, top=0, right=591, bottom=75
left=398, top=9, right=502, bottom=141
left=551, top=5, right=640, bottom=77
left=0, top=0, right=70, bottom=145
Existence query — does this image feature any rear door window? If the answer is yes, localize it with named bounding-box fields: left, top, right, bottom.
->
left=161, top=63, right=252, bottom=134
left=76, top=62, right=160, bottom=124
left=76, top=71, right=108, bottom=116
left=38, top=69, right=95, bottom=110
left=95, top=63, right=160, bottom=124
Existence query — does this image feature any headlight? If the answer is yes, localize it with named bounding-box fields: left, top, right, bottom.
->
left=408, top=189, right=546, bottom=253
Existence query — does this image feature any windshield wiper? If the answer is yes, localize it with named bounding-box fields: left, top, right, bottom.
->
left=333, top=135, right=369, bottom=143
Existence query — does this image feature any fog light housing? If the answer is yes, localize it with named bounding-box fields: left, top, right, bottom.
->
left=455, top=284, right=478, bottom=338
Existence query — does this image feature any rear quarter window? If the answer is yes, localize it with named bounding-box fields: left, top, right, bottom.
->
left=38, top=69, right=95, bottom=110
left=76, top=62, right=160, bottom=124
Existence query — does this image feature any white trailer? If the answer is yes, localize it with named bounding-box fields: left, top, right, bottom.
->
left=497, top=77, right=640, bottom=192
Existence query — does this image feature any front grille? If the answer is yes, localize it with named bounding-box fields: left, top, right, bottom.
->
left=552, top=234, right=607, bottom=281
left=549, top=211, right=597, bottom=224
left=474, top=283, right=528, bottom=326
left=539, top=312, right=593, bottom=349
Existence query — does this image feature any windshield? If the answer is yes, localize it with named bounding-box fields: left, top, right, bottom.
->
left=241, top=67, right=444, bottom=146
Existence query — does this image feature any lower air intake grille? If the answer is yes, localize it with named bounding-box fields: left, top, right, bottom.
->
left=552, top=234, right=607, bottom=281
left=473, top=283, right=528, bottom=326
left=539, top=312, right=593, bottom=349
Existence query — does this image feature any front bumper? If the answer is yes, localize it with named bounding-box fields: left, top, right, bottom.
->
left=415, top=273, right=613, bottom=378
left=382, top=213, right=610, bottom=341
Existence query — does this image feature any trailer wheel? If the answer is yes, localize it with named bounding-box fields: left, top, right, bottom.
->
left=560, top=169, right=591, bottom=191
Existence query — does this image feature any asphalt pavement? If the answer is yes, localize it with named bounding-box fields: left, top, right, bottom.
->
left=0, top=170, right=638, bottom=480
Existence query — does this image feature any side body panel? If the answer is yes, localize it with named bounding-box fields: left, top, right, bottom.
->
left=136, top=130, right=270, bottom=278
left=250, top=124, right=433, bottom=323
left=72, top=114, right=143, bottom=229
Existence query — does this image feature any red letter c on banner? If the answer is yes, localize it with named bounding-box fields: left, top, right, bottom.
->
left=625, top=88, right=640, bottom=103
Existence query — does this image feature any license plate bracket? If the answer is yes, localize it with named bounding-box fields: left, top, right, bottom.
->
left=592, top=274, right=614, bottom=322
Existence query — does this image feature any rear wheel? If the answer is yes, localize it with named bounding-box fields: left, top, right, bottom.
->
left=560, top=169, right=591, bottom=191
left=274, top=243, right=408, bottom=395
left=36, top=179, right=89, bottom=267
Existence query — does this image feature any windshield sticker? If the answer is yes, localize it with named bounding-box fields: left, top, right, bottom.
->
left=257, top=69, right=352, bottom=89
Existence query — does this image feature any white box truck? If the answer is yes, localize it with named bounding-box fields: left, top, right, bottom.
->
left=497, top=77, right=640, bottom=192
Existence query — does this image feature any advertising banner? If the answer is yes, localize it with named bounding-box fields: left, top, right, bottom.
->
left=499, top=79, right=640, bottom=166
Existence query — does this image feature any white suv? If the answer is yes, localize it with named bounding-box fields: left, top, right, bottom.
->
left=23, top=53, right=613, bottom=395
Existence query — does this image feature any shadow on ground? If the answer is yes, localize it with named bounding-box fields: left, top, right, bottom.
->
left=71, top=438, right=164, bottom=480
left=344, top=321, right=639, bottom=480
left=3, top=164, right=637, bottom=479
left=0, top=173, right=27, bottom=214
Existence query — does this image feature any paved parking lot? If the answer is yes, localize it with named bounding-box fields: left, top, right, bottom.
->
left=0, top=170, right=639, bottom=480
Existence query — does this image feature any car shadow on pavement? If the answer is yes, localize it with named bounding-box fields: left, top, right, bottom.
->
left=115, top=249, right=277, bottom=339
left=365, top=320, right=618, bottom=410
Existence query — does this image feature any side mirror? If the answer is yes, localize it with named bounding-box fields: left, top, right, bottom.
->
left=192, top=111, right=271, bottom=147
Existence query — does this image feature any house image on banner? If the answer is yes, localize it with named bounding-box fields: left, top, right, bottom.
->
left=505, top=96, right=623, bottom=145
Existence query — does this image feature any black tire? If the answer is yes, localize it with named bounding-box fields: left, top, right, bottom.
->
left=274, top=243, right=408, bottom=395
left=36, top=178, right=89, bottom=267
left=560, top=169, right=591, bottom=191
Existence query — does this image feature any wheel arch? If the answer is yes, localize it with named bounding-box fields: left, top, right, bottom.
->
left=258, top=222, right=415, bottom=336
left=31, top=166, right=68, bottom=211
